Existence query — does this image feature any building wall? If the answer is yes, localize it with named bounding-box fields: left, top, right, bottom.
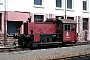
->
left=0, top=0, right=4, bottom=11
left=6, top=0, right=90, bottom=16
left=0, top=0, right=90, bottom=40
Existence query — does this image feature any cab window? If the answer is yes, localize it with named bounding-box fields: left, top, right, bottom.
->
left=71, top=24, right=75, bottom=31
left=57, top=24, right=62, bottom=30
left=64, top=24, right=71, bottom=31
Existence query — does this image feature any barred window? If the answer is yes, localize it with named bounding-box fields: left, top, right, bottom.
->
left=67, top=17, right=74, bottom=20
left=34, top=15, right=43, bottom=22
left=83, top=18, right=88, bottom=30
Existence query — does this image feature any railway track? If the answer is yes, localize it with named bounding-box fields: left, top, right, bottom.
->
left=0, top=41, right=90, bottom=52
left=0, top=48, right=30, bottom=52
left=0, top=44, right=90, bottom=60
left=63, top=41, right=90, bottom=46
left=51, top=54, right=90, bottom=60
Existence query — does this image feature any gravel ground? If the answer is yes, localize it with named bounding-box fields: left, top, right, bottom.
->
left=0, top=45, right=90, bottom=60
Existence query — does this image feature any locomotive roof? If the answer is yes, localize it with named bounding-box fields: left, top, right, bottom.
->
left=57, top=19, right=77, bottom=24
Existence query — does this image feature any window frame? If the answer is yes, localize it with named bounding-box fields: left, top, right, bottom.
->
left=0, top=13, right=2, bottom=31
left=55, top=0, right=64, bottom=10
left=66, top=0, right=74, bottom=11
left=34, top=15, right=44, bottom=22
left=64, top=24, right=71, bottom=31
left=83, top=18, right=88, bottom=30
left=83, top=1, right=87, bottom=10
left=56, top=0, right=62, bottom=8
left=82, top=0, right=89, bottom=12
left=33, top=0, right=44, bottom=8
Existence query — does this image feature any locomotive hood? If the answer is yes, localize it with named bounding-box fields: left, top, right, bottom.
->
left=45, top=18, right=57, bottom=22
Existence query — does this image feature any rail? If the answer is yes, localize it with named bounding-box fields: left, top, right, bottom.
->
left=52, top=54, right=90, bottom=60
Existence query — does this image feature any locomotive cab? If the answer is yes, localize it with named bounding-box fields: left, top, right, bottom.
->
left=56, top=19, right=77, bottom=43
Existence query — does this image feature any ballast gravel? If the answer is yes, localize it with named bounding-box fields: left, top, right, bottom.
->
left=0, top=45, right=90, bottom=60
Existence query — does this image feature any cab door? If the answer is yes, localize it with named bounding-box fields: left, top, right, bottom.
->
left=63, top=24, right=72, bottom=42
left=63, top=24, right=76, bottom=43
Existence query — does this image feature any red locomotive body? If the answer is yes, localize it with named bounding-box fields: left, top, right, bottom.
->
left=14, top=18, right=77, bottom=48
left=27, top=22, right=57, bottom=42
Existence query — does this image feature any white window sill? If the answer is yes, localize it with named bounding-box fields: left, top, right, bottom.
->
left=82, top=10, right=89, bottom=13
left=67, top=9, right=74, bottom=12
left=33, top=5, right=44, bottom=8
left=55, top=7, right=64, bottom=11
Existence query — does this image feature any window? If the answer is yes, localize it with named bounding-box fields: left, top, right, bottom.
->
left=83, top=1, right=87, bottom=10
left=64, top=24, right=71, bottom=31
left=34, top=15, right=43, bottom=22
left=57, top=24, right=62, bottom=30
left=71, top=24, right=75, bottom=31
left=82, top=0, right=89, bottom=12
left=34, top=0, right=44, bottom=8
left=67, top=0, right=72, bottom=9
left=56, top=0, right=62, bottom=7
left=34, top=0, right=42, bottom=5
left=0, top=13, right=2, bottom=30
left=67, top=17, right=74, bottom=20
left=83, top=18, right=88, bottom=30
left=56, top=0, right=64, bottom=10
left=0, top=0, right=3, bottom=5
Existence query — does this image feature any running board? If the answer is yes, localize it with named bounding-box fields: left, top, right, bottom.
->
left=38, top=42, right=62, bottom=45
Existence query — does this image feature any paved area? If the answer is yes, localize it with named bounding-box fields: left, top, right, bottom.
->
left=0, top=45, right=90, bottom=60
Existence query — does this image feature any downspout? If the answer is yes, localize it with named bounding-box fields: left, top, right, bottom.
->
left=65, top=0, right=66, bottom=19
left=4, top=0, right=6, bottom=46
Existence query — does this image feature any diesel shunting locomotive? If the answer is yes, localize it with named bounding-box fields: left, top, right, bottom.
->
left=13, top=18, right=77, bottom=48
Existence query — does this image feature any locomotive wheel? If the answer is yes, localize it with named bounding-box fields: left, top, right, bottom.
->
left=27, top=42, right=33, bottom=48
left=18, top=35, right=27, bottom=47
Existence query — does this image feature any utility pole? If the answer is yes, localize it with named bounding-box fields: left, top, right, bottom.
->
left=4, top=0, right=6, bottom=46
left=65, top=0, right=66, bottom=19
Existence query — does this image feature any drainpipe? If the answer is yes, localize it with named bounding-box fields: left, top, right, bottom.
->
left=65, top=0, right=66, bottom=19
left=4, top=0, right=6, bottom=46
